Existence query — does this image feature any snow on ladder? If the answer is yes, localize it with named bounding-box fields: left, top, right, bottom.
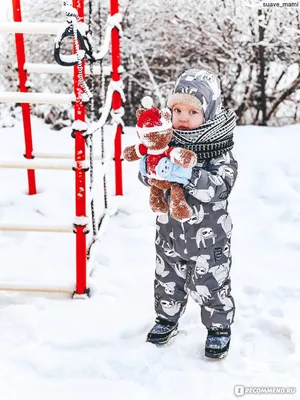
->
left=24, top=62, right=123, bottom=76
left=0, top=21, right=63, bottom=34
left=0, top=158, right=82, bottom=170
left=0, top=92, right=75, bottom=104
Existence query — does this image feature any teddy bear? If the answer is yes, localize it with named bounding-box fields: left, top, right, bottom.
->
left=123, top=97, right=197, bottom=222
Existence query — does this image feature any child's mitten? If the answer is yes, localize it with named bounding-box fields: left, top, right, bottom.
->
left=156, top=157, right=192, bottom=185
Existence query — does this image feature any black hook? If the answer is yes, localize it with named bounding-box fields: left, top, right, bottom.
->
left=54, top=25, right=94, bottom=67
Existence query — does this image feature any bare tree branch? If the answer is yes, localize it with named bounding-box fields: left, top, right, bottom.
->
left=267, top=73, right=300, bottom=120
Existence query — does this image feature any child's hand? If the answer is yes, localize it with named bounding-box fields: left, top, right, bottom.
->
left=139, top=156, right=192, bottom=184
left=156, top=157, right=192, bottom=185
left=139, top=155, right=148, bottom=176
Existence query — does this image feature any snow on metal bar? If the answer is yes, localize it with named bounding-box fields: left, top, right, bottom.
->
left=0, top=283, right=74, bottom=294
left=0, top=158, right=76, bottom=170
left=88, top=159, right=113, bottom=204
left=86, top=80, right=125, bottom=137
left=33, top=152, right=103, bottom=160
left=24, top=62, right=114, bottom=76
left=0, top=223, right=73, bottom=233
left=86, top=127, right=117, bottom=204
left=86, top=212, right=110, bottom=247
left=87, top=208, right=118, bottom=264
left=0, top=22, right=63, bottom=34
left=92, top=13, right=123, bottom=61
left=0, top=92, right=75, bottom=104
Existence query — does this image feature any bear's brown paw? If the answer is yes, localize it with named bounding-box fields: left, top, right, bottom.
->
left=170, top=202, right=193, bottom=222
left=150, top=197, right=169, bottom=214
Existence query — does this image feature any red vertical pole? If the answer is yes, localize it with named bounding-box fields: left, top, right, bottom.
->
left=12, top=0, right=37, bottom=195
left=73, top=0, right=87, bottom=295
left=111, top=0, right=123, bottom=196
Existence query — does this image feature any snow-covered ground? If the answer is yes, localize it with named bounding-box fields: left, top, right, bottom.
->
left=0, top=0, right=11, bottom=22
left=0, top=115, right=299, bottom=400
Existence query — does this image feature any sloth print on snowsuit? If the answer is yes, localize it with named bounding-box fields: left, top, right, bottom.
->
left=140, top=148, right=238, bottom=328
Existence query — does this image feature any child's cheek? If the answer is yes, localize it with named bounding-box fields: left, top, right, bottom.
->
left=171, top=114, right=179, bottom=129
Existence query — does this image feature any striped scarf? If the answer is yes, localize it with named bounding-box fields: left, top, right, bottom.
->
left=170, top=108, right=237, bottom=162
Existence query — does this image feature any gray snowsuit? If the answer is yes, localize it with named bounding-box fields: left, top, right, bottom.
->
left=139, top=150, right=238, bottom=328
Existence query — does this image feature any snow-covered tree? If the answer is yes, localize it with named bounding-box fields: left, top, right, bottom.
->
left=0, top=0, right=299, bottom=127
left=122, top=0, right=300, bottom=125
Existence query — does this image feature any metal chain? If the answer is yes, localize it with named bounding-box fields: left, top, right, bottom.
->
left=72, top=22, right=92, bottom=99
left=99, top=0, right=108, bottom=213
left=87, top=0, right=97, bottom=237
left=85, top=0, right=108, bottom=237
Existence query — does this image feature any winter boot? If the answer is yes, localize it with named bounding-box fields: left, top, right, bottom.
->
left=205, top=325, right=231, bottom=359
left=146, top=317, right=178, bottom=345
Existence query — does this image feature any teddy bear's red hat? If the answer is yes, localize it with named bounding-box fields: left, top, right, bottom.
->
left=136, top=97, right=172, bottom=136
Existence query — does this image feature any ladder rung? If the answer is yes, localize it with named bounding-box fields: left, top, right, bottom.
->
left=0, top=223, right=73, bottom=233
left=0, top=22, right=63, bottom=35
left=0, top=92, right=75, bottom=104
left=0, top=282, right=74, bottom=294
left=33, top=152, right=103, bottom=161
left=0, top=158, right=76, bottom=170
left=24, top=63, right=112, bottom=76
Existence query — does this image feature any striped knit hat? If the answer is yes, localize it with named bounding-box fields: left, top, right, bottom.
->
left=167, top=68, right=222, bottom=122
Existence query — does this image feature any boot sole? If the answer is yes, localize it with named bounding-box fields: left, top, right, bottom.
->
left=205, top=349, right=228, bottom=360
left=147, top=328, right=179, bottom=346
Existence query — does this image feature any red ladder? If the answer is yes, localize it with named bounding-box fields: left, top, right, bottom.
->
left=0, top=0, right=124, bottom=296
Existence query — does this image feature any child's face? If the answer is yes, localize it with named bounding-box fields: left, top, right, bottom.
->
left=172, top=103, right=204, bottom=130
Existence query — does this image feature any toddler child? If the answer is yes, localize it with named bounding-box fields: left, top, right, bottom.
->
left=139, top=68, right=238, bottom=359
